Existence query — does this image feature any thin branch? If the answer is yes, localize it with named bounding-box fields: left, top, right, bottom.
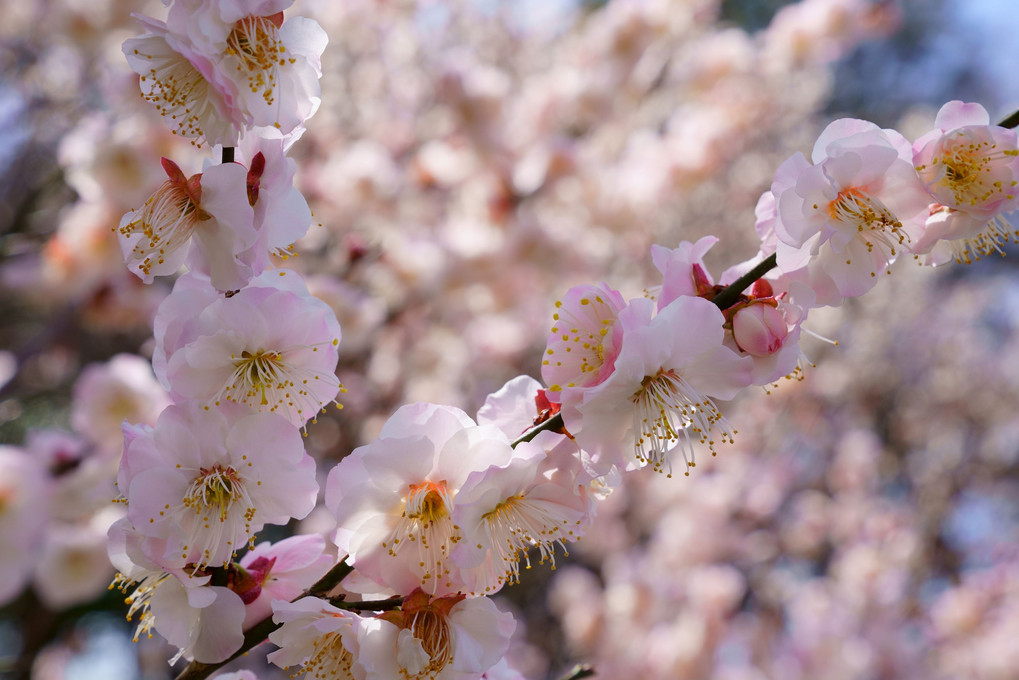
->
left=511, top=413, right=564, bottom=448
left=710, top=252, right=778, bottom=311
left=556, top=664, right=596, bottom=680
left=221, top=146, right=235, bottom=163
left=999, top=109, right=1019, bottom=129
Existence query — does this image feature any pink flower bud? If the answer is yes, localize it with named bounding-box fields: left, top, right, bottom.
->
left=731, top=303, right=788, bottom=357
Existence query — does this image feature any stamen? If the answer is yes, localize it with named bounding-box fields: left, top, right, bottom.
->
left=631, top=368, right=736, bottom=477
left=382, top=481, right=460, bottom=593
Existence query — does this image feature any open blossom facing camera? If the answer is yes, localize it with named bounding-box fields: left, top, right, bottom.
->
left=561, top=296, right=753, bottom=477
left=326, top=403, right=516, bottom=596
left=155, top=269, right=343, bottom=429
left=772, top=118, right=931, bottom=297
left=911, top=100, right=1019, bottom=264
left=118, top=401, right=318, bottom=571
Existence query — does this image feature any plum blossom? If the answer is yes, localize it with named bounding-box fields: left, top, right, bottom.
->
left=561, top=296, right=752, bottom=476
left=911, top=101, right=1019, bottom=264
left=164, top=0, right=327, bottom=143
left=267, top=596, right=365, bottom=680
left=124, top=14, right=244, bottom=147
left=156, top=269, right=343, bottom=429
left=451, top=438, right=591, bottom=596
left=119, top=401, right=318, bottom=571
left=772, top=118, right=931, bottom=297
left=325, top=403, right=516, bottom=596
left=541, top=282, right=627, bottom=397
left=368, top=589, right=516, bottom=680
left=115, top=157, right=257, bottom=291
left=107, top=517, right=246, bottom=664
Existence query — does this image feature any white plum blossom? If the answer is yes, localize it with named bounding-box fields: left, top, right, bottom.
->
left=156, top=269, right=343, bottom=429
left=772, top=118, right=931, bottom=297
left=367, top=589, right=516, bottom=680
left=107, top=517, right=245, bottom=664
left=119, top=401, right=318, bottom=571
left=115, top=157, right=258, bottom=291
left=451, top=439, right=591, bottom=596
left=164, top=0, right=327, bottom=143
left=561, top=296, right=753, bottom=476
left=267, top=596, right=365, bottom=680
left=33, top=516, right=118, bottom=609
left=326, top=403, right=516, bottom=596
left=911, top=100, right=1019, bottom=264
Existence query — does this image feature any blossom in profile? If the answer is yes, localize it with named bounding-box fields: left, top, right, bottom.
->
left=911, top=100, right=1019, bottom=264
left=115, top=157, right=257, bottom=291
left=325, top=403, right=515, bottom=596
left=107, top=517, right=246, bottom=664
left=541, top=282, right=627, bottom=397
left=124, top=14, right=246, bottom=147
left=562, top=296, right=752, bottom=477
left=156, top=270, right=343, bottom=429
left=267, top=596, right=364, bottom=679
left=772, top=118, right=931, bottom=298
left=118, top=401, right=318, bottom=571
left=166, top=0, right=327, bottom=143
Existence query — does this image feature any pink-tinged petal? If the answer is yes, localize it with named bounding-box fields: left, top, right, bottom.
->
left=680, top=345, right=754, bottom=400
left=935, top=100, right=990, bottom=130
left=379, top=403, right=477, bottom=446
left=811, top=118, right=881, bottom=163
left=476, top=374, right=544, bottom=439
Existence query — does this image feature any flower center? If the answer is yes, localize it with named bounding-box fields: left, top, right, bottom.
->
left=827, top=187, right=907, bottom=256
left=478, top=494, right=575, bottom=590
left=383, top=481, right=460, bottom=592
left=303, top=630, right=355, bottom=679
left=226, top=15, right=287, bottom=108
left=631, top=368, right=735, bottom=476
left=131, top=43, right=219, bottom=144
left=922, top=129, right=1019, bottom=208
left=178, top=464, right=254, bottom=568
left=406, top=609, right=454, bottom=679
left=216, top=342, right=343, bottom=429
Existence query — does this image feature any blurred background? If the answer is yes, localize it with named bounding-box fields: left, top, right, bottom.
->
left=2, top=0, right=1019, bottom=678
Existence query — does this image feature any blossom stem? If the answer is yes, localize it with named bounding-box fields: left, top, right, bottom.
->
left=334, top=596, right=404, bottom=610
left=710, top=252, right=778, bottom=310
left=556, top=664, right=596, bottom=680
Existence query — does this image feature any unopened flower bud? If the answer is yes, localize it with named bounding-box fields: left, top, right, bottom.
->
left=731, top=303, right=788, bottom=357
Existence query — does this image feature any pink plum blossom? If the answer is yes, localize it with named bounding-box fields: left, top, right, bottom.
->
left=164, top=1, right=327, bottom=144
left=325, top=403, right=516, bottom=596
left=911, top=100, right=1019, bottom=264
left=156, top=269, right=343, bottom=429
left=541, top=282, right=627, bottom=397
left=561, top=296, right=753, bottom=477
left=119, top=401, right=318, bottom=571
left=772, top=119, right=931, bottom=298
